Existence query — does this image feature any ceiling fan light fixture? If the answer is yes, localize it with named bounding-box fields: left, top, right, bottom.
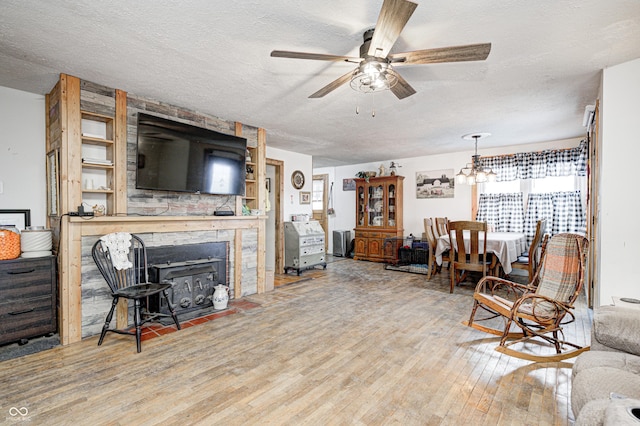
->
left=271, top=0, right=491, bottom=100
left=350, top=59, right=398, bottom=94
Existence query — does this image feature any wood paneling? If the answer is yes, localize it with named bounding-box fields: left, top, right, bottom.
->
left=48, top=74, right=269, bottom=344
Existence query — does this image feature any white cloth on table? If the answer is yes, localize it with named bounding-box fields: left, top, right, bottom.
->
left=99, top=232, right=133, bottom=270
left=435, top=231, right=526, bottom=275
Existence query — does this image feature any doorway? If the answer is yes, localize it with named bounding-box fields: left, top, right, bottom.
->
left=312, top=174, right=329, bottom=253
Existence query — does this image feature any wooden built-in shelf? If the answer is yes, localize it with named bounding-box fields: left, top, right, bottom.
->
left=81, top=163, right=114, bottom=170
left=81, top=136, right=114, bottom=146
left=82, top=189, right=114, bottom=194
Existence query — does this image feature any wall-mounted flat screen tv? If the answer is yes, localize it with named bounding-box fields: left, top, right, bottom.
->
left=136, top=113, right=247, bottom=196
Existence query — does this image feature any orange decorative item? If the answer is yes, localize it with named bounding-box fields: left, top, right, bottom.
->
left=0, top=225, right=21, bottom=260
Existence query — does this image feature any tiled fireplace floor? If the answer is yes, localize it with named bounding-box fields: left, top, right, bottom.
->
left=139, top=299, right=261, bottom=342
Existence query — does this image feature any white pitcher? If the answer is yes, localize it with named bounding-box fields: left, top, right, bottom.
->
left=213, top=284, right=229, bottom=310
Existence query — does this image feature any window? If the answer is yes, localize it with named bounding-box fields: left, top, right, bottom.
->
left=476, top=141, right=589, bottom=243
left=312, top=178, right=324, bottom=211
left=480, top=179, right=520, bottom=194
left=530, top=175, right=577, bottom=193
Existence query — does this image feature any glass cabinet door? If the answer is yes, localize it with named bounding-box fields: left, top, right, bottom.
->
left=368, top=183, right=384, bottom=227
left=357, top=184, right=365, bottom=227
left=387, top=183, right=396, bottom=227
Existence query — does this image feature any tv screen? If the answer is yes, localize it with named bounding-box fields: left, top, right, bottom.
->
left=136, top=113, right=247, bottom=196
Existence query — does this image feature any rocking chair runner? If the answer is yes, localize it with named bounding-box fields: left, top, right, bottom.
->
left=92, top=232, right=181, bottom=353
left=464, top=232, right=589, bottom=362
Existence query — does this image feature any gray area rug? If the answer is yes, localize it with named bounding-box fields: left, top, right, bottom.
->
left=0, top=334, right=60, bottom=362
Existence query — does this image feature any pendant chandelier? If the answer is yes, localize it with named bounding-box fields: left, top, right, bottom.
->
left=455, top=133, right=496, bottom=185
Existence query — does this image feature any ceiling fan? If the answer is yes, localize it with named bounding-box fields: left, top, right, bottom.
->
left=271, top=0, right=491, bottom=100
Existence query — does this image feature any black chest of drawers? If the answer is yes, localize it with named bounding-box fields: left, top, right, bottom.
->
left=0, top=256, right=57, bottom=345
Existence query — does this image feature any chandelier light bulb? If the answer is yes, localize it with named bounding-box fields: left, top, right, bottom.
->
left=458, top=132, right=492, bottom=185
left=466, top=174, right=476, bottom=185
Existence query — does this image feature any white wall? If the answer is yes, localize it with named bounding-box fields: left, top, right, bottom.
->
left=0, top=86, right=46, bottom=226
left=598, top=57, right=640, bottom=306
left=265, top=146, right=313, bottom=221
left=316, top=137, right=582, bottom=253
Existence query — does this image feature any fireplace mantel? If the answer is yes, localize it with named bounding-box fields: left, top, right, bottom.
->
left=59, top=215, right=266, bottom=345
left=69, top=214, right=264, bottom=235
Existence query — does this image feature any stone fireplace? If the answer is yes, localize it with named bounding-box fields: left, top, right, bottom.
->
left=79, top=220, right=263, bottom=339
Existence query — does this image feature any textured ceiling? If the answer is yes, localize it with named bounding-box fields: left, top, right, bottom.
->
left=1, top=1, right=639, bottom=167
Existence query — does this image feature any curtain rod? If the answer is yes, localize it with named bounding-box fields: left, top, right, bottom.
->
left=479, top=139, right=586, bottom=161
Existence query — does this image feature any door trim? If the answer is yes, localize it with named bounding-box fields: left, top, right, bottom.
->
left=267, top=158, right=284, bottom=274
left=313, top=174, right=329, bottom=253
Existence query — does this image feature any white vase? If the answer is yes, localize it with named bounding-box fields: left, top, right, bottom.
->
left=213, top=284, right=229, bottom=310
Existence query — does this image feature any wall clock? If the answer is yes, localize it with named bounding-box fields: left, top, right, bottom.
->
left=291, top=170, right=305, bottom=189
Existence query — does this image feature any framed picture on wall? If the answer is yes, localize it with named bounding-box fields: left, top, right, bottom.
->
left=416, top=169, right=455, bottom=199
left=300, top=191, right=311, bottom=204
left=343, top=178, right=356, bottom=191
left=0, top=209, right=31, bottom=231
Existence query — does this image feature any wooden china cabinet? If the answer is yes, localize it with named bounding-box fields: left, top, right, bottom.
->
left=353, top=175, right=404, bottom=262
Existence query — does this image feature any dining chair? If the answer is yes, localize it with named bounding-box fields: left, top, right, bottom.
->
left=92, top=232, right=181, bottom=353
left=464, top=233, right=589, bottom=362
left=423, top=218, right=449, bottom=279
left=448, top=220, right=493, bottom=293
left=511, top=219, right=547, bottom=281
left=434, top=217, right=449, bottom=237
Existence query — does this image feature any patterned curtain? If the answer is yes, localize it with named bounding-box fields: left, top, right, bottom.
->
left=481, top=140, right=588, bottom=182
left=476, top=193, right=524, bottom=232
left=524, top=191, right=586, bottom=245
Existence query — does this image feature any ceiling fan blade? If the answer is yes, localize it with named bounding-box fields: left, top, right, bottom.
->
left=309, top=69, right=355, bottom=98
left=389, top=43, right=492, bottom=65
left=271, top=50, right=361, bottom=62
left=390, top=71, right=416, bottom=99
left=368, top=0, right=418, bottom=58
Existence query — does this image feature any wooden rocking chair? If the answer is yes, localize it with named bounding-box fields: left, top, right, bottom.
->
left=464, top=232, right=589, bottom=362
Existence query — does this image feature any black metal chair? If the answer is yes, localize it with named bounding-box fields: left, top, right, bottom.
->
left=92, top=232, right=180, bottom=353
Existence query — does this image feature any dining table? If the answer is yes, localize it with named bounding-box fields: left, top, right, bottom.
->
left=435, top=231, right=527, bottom=275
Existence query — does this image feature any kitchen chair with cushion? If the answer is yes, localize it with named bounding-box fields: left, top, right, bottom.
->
left=423, top=218, right=449, bottom=279
left=464, top=232, right=589, bottom=362
left=92, top=232, right=181, bottom=353
left=510, top=219, right=547, bottom=281
left=448, top=220, right=493, bottom=293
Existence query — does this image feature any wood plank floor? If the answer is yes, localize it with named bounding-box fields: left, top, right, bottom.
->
left=0, top=257, right=591, bottom=425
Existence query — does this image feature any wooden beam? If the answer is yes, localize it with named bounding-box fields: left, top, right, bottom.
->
left=234, top=229, right=243, bottom=299
left=256, top=128, right=267, bottom=293
left=234, top=122, right=244, bottom=214
left=114, top=89, right=128, bottom=214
